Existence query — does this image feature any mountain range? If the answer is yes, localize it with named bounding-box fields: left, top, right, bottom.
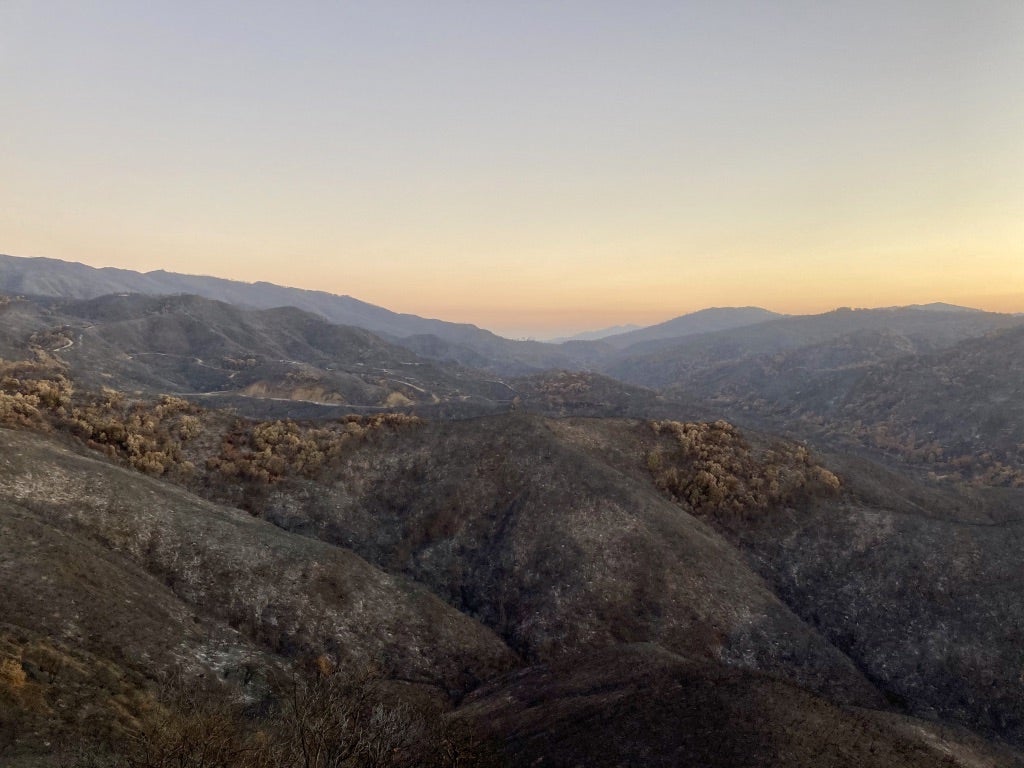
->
left=3, top=252, right=1024, bottom=766
left=0, top=254, right=792, bottom=373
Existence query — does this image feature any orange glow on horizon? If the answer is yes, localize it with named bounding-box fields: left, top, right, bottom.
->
left=2, top=4, right=1021, bottom=338
left=2, top=246, right=1019, bottom=339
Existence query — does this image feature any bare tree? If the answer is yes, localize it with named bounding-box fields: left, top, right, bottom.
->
left=53, top=663, right=502, bottom=768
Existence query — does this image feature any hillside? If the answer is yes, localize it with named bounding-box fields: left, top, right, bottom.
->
left=223, top=415, right=1024, bottom=747
left=6, top=408, right=1023, bottom=766
left=0, top=426, right=519, bottom=763
left=667, top=324, right=1024, bottom=486
left=0, top=254, right=459, bottom=339
left=457, top=644, right=1024, bottom=768
left=732, top=461, right=1024, bottom=744
left=0, top=294, right=707, bottom=423
left=4, top=294, right=1024, bottom=763
left=8, top=357, right=1024, bottom=747
left=600, top=306, right=782, bottom=349
left=508, top=369, right=682, bottom=418
left=263, top=417, right=877, bottom=701
left=0, top=293, right=515, bottom=413
left=605, top=306, right=1024, bottom=389
left=550, top=307, right=781, bottom=347
left=0, top=254, right=588, bottom=374
left=549, top=322, right=642, bottom=342
left=0, top=428, right=516, bottom=680
left=0, top=363, right=876, bottom=706
left=814, top=324, right=1024, bottom=484
left=9, top=254, right=1018, bottom=383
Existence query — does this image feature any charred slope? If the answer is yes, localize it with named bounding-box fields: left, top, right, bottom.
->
left=809, top=325, right=1024, bottom=482
left=236, top=414, right=1024, bottom=748
left=0, top=492, right=273, bottom=753
left=720, top=462, right=1024, bottom=746
left=509, top=370, right=676, bottom=418
left=667, top=324, right=1024, bottom=486
left=0, top=293, right=512, bottom=411
left=0, top=428, right=516, bottom=701
left=456, top=644, right=1024, bottom=768
left=668, top=327, right=925, bottom=408
left=554, top=423, right=1024, bottom=746
left=605, top=306, right=1024, bottom=390
left=0, top=297, right=54, bottom=359
left=392, top=331, right=594, bottom=375
left=5, top=361, right=1024, bottom=758
left=235, top=415, right=881, bottom=706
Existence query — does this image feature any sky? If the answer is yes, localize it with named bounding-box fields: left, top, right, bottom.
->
left=2, top=1, right=1022, bottom=338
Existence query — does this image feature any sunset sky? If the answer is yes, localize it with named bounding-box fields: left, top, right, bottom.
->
left=3, top=2, right=1022, bottom=338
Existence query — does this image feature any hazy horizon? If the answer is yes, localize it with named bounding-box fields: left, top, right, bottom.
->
left=3, top=2, right=1022, bottom=336
left=3, top=251, right=1017, bottom=340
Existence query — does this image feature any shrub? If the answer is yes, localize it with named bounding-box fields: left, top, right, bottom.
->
left=647, top=420, right=841, bottom=519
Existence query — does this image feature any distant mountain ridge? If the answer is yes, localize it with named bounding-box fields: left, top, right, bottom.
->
left=674, top=323, right=1024, bottom=486
left=903, top=302, right=982, bottom=313
left=599, top=306, right=783, bottom=349
left=0, top=292, right=523, bottom=415
left=0, top=253, right=474, bottom=339
left=604, top=306, right=1024, bottom=389
left=0, top=255, right=789, bottom=375
left=0, top=254, right=592, bottom=373
left=2, top=254, right=1017, bottom=380
left=549, top=323, right=643, bottom=343
left=6, top=260, right=1024, bottom=763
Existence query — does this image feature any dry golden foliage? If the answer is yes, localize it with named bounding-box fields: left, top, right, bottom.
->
left=648, top=420, right=840, bottom=519
left=209, top=414, right=422, bottom=484
left=0, top=357, right=425, bottom=490
left=0, top=658, right=27, bottom=692
left=0, top=357, right=74, bottom=429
